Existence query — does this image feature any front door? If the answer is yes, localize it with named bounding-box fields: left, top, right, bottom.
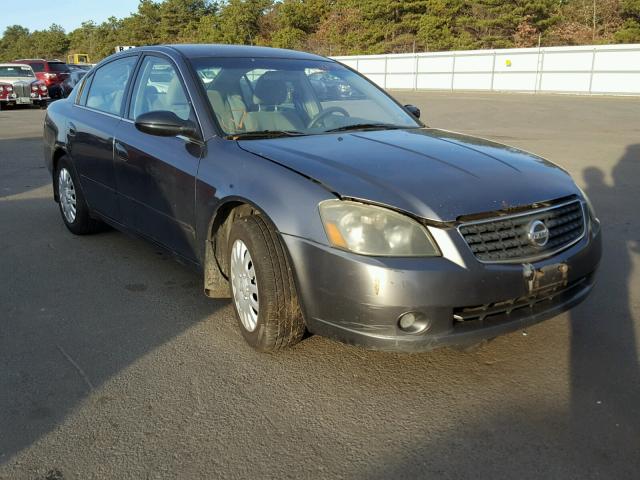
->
left=114, top=54, right=202, bottom=261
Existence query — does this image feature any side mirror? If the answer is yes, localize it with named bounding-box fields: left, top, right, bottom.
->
left=404, top=104, right=421, bottom=119
left=135, top=110, right=197, bottom=138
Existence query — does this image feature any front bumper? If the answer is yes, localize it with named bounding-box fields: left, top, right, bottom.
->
left=0, top=94, right=17, bottom=106
left=284, top=217, right=601, bottom=352
left=0, top=94, right=48, bottom=106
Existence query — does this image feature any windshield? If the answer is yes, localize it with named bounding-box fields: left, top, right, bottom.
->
left=0, top=65, right=35, bottom=78
left=190, top=57, right=421, bottom=137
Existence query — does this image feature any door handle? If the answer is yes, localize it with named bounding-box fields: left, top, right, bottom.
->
left=115, top=141, right=129, bottom=161
left=68, top=122, right=76, bottom=137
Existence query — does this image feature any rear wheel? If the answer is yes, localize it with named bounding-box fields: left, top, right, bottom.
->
left=55, top=156, right=103, bottom=235
left=228, top=215, right=305, bottom=351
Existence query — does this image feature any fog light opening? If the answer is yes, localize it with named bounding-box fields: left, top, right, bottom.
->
left=398, top=312, right=431, bottom=334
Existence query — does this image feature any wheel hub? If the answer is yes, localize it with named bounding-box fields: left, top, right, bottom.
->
left=230, top=239, right=259, bottom=332
left=58, top=167, right=77, bottom=223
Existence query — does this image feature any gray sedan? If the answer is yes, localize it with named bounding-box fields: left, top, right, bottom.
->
left=43, top=45, right=601, bottom=352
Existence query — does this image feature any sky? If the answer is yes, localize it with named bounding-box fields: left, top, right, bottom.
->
left=0, top=0, right=140, bottom=34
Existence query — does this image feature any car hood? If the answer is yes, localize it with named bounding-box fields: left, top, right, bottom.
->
left=0, top=77, right=35, bottom=85
left=238, top=128, right=581, bottom=222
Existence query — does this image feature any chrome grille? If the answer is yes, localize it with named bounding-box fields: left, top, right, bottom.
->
left=13, top=82, right=30, bottom=98
left=458, top=199, right=586, bottom=263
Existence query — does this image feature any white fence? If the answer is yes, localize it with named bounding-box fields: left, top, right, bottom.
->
left=333, top=44, right=640, bottom=95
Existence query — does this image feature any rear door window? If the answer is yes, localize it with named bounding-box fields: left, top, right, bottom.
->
left=85, top=56, right=137, bottom=116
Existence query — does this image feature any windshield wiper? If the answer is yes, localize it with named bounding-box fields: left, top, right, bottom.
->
left=324, top=123, right=406, bottom=133
left=228, top=130, right=308, bottom=140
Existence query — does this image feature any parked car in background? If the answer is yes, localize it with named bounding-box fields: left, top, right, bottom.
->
left=14, top=59, right=70, bottom=99
left=61, top=70, right=87, bottom=98
left=0, top=63, right=49, bottom=110
left=43, top=45, right=601, bottom=353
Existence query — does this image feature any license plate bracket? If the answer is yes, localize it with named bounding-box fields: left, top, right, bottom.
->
left=523, top=263, right=569, bottom=294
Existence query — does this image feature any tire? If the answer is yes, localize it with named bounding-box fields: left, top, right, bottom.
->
left=228, top=215, right=305, bottom=351
left=55, top=156, right=103, bottom=235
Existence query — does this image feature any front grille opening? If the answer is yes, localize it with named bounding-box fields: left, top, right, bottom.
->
left=458, top=199, right=586, bottom=263
left=453, top=276, right=589, bottom=324
left=14, top=83, right=31, bottom=98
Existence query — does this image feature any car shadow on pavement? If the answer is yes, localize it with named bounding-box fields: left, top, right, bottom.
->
left=568, top=144, right=640, bottom=460
left=0, top=189, right=228, bottom=466
left=0, top=137, right=51, bottom=199
left=1, top=124, right=240, bottom=475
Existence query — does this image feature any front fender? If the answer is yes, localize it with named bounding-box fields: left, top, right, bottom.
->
left=195, top=138, right=335, bottom=295
left=196, top=138, right=334, bottom=255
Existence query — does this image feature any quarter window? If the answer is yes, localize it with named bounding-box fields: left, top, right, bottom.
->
left=129, top=56, right=192, bottom=121
left=85, top=56, right=137, bottom=116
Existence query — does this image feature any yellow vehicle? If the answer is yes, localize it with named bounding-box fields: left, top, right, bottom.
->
left=67, top=53, right=90, bottom=65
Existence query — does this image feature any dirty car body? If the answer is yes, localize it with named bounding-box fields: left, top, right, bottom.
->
left=43, top=45, right=601, bottom=352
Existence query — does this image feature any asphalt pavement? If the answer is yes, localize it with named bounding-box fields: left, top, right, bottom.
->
left=1, top=92, right=639, bottom=479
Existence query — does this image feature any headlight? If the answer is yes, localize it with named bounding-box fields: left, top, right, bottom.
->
left=319, top=200, right=440, bottom=257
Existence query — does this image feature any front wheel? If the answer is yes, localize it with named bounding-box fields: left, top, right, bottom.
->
left=55, top=156, right=103, bottom=235
left=228, top=215, right=305, bottom=351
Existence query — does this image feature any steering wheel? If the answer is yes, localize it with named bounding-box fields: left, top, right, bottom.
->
left=307, top=106, right=350, bottom=129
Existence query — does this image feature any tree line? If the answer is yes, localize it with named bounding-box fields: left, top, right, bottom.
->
left=1, top=0, right=639, bottom=62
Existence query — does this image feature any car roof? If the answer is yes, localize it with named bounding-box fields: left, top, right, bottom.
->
left=122, top=44, right=332, bottom=62
left=14, top=59, right=64, bottom=63
left=0, top=63, right=32, bottom=69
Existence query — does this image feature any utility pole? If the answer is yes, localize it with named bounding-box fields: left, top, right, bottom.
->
left=592, top=0, right=596, bottom=42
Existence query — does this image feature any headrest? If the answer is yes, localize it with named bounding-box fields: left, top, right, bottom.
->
left=165, top=74, right=182, bottom=104
left=253, top=71, right=288, bottom=106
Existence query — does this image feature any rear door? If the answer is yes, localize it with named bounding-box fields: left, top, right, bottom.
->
left=114, top=53, right=202, bottom=261
left=69, top=54, right=139, bottom=222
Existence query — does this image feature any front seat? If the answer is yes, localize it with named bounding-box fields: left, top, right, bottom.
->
left=206, top=76, right=256, bottom=133
left=247, top=71, right=305, bottom=131
left=164, top=75, right=190, bottom=119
